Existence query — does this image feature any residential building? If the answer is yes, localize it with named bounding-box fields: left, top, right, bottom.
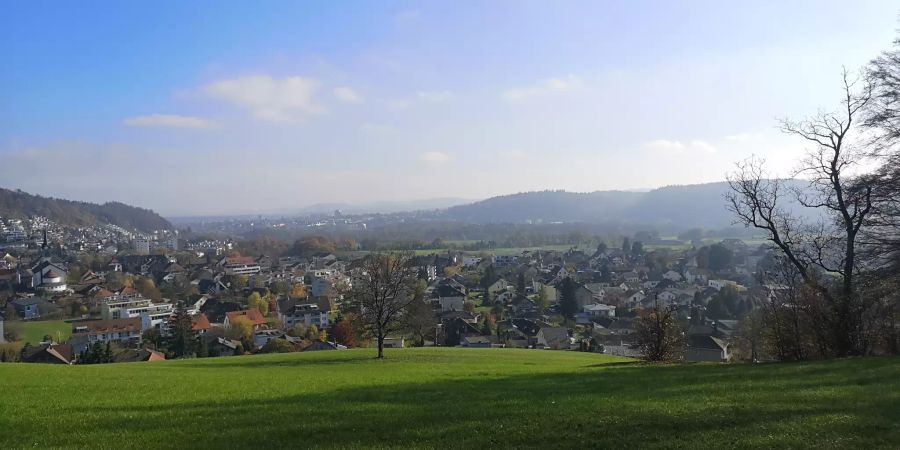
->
left=224, top=308, right=267, bottom=330
left=12, top=298, right=41, bottom=320
left=70, top=318, right=142, bottom=353
left=134, top=237, right=150, bottom=255
left=217, top=256, right=261, bottom=276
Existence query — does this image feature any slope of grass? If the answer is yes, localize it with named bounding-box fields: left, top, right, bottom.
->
left=0, top=349, right=897, bottom=449
left=13, top=320, right=72, bottom=345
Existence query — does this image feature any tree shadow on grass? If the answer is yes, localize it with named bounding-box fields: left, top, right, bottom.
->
left=14, top=357, right=900, bottom=449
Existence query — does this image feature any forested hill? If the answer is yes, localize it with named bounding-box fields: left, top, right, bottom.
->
left=442, top=181, right=813, bottom=228
left=0, top=188, right=172, bottom=232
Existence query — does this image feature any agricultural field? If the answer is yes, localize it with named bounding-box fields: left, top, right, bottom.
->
left=0, top=349, right=897, bottom=449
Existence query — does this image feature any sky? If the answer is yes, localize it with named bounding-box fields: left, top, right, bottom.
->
left=1, top=1, right=898, bottom=216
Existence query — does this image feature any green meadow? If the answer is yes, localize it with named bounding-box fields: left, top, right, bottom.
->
left=11, top=320, right=72, bottom=345
left=0, top=349, right=897, bottom=449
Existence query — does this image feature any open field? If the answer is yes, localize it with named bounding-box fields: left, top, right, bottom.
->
left=1, top=349, right=898, bottom=448
left=10, top=320, right=72, bottom=345
left=411, top=244, right=579, bottom=256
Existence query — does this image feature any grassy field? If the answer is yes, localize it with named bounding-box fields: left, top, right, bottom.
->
left=11, top=320, right=72, bottom=345
left=0, top=349, right=897, bottom=449
left=412, top=244, right=578, bottom=256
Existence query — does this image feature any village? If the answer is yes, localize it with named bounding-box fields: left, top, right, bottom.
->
left=0, top=213, right=772, bottom=365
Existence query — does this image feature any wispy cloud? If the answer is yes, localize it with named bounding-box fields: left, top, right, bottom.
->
left=202, top=75, right=323, bottom=123
left=645, top=139, right=717, bottom=155
left=333, top=86, right=363, bottom=103
left=419, top=151, right=450, bottom=164
left=502, top=75, right=583, bottom=102
left=123, top=114, right=217, bottom=129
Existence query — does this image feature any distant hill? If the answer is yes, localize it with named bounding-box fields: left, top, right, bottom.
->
left=298, top=197, right=475, bottom=215
left=442, top=181, right=815, bottom=228
left=0, top=188, right=172, bottom=232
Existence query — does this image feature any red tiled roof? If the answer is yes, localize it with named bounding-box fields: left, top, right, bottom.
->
left=225, top=308, right=267, bottom=326
left=225, top=256, right=257, bottom=265
left=72, top=317, right=141, bottom=335
left=191, top=314, right=211, bottom=331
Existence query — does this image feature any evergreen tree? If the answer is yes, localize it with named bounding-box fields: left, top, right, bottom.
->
left=169, top=302, right=195, bottom=358
left=516, top=272, right=526, bottom=297
left=558, top=278, right=579, bottom=319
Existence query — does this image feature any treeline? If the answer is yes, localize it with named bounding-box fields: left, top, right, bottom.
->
left=0, top=188, right=172, bottom=232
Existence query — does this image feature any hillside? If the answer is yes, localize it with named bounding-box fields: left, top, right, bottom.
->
left=443, top=181, right=815, bottom=228
left=0, top=349, right=897, bottom=448
left=0, top=187, right=172, bottom=232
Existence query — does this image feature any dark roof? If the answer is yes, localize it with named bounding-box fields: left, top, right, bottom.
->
left=687, top=334, right=728, bottom=351
left=114, top=349, right=166, bottom=363
left=21, top=343, right=74, bottom=364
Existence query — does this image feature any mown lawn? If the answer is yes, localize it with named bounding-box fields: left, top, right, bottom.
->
left=0, top=349, right=897, bottom=449
left=12, top=320, right=72, bottom=345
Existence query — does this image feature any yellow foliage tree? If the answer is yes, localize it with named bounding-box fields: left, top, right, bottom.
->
left=248, top=292, right=269, bottom=316
left=229, top=316, right=254, bottom=341
left=290, top=284, right=307, bottom=298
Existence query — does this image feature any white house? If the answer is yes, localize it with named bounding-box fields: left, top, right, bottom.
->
left=31, top=258, right=68, bottom=293
left=663, top=270, right=682, bottom=282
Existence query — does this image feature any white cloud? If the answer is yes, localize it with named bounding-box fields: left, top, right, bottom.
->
left=123, top=114, right=217, bottom=129
left=645, top=139, right=716, bottom=155
left=202, top=75, right=323, bottom=123
left=689, top=140, right=717, bottom=154
left=416, top=90, right=452, bottom=102
left=502, top=75, right=583, bottom=102
left=419, top=151, right=450, bottom=164
left=333, top=86, right=363, bottom=103
left=725, top=132, right=765, bottom=142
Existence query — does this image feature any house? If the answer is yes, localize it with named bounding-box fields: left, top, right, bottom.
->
left=461, top=335, right=498, bottom=348
left=536, top=327, right=571, bottom=349
left=11, top=297, right=41, bottom=320
left=217, top=255, right=261, bottom=276
left=224, top=308, right=267, bottom=330
left=278, top=298, right=330, bottom=329
left=663, top=270, right=682, bottom=282
left=684, top=335, right=731, bottom=362
left=113, top=348, right=166, bottom=363
left=20, top=343, right=75, bottom=364
left=383, top=337, right=404, bottom=348
left=583, top=303, right=616, bottom=318
left=204, top=336, right=242, bottom=357
left=439, top=296, right=465, bottom=312
left=253, top=329, right=286, bottom=349
left=310, top=277, right=335, bottom=297
left=571, top=283, right=596, bottom=309
left=70, top=317, right=143, bottom=353
left=31, top=258, right=68, bottom=293
left=487, top=278, right=511, bottom=296
left=434, top=281, right=467, bottom=312
left=623, top=289, right=646, bottom=307
left=190, top=314, right=211, bottom=334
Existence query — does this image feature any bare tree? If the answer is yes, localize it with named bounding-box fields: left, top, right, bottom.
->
left=727, top=71, right=876, bottom=356
left=348, top=252, right=418, bottom=358
left=634, top=300, right=683, bottom=362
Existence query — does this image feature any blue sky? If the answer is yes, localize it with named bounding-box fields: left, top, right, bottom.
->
left=1, top=1, right=898, bottom=215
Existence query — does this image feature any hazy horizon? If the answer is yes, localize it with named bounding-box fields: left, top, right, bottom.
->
left=2, top=1, right=897, bottom=216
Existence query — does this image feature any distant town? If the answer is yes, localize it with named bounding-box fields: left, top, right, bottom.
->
left=0, top=209, right=779, bottom=364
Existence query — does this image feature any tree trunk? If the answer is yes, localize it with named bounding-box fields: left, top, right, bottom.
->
left=377, top=335, right=385, bottom=359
